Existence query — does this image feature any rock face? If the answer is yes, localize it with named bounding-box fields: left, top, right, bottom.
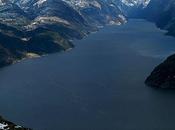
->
left=0, top=116, right=31, bottom=130
left=145, top=54, right=175, bottom=88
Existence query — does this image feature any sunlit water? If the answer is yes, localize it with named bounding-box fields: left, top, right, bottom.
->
left=0, top=19, right=175, bottom=130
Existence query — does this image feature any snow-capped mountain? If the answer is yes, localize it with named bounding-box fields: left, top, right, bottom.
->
left=0, top=0, right=126, bottom=30
left=0, top=0, right=153, bottom=39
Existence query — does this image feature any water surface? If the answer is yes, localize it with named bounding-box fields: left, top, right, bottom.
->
left=0, top=19, right=175, bottom=130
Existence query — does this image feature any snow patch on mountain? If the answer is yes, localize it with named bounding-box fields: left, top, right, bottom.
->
left=121, top=0, right=151, bottom=7
left=25, top=16, right=70, bottom=31
left=34, top=0, right=47, bottom=7
left=0, top=123, right=8, bottom=129
left=62, top=0, right=101, bottom=9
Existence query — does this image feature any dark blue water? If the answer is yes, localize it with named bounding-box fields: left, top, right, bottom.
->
left=0, top=19, right=175, bottom=130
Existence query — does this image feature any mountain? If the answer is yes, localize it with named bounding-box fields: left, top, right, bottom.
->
left=0, top=0, right=126, bottom=68
left=63, top=0, right=126, bottom=25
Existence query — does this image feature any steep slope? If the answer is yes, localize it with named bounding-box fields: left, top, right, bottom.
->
left=63, top=0, right=126, bottom=25
left=0, top=1, right=29, bottom=28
